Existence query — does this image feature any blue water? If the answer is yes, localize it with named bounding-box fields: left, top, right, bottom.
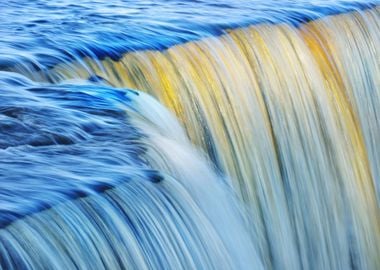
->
left=0, top=1, right=379, bottom=269
left=0, top=71, right=155, bottom=227
left=0, top=0, right=377, bottom=70
left=0, top=0, right=378, bottom=239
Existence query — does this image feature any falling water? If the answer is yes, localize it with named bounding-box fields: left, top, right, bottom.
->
left=1, top=1, right=379, bottom=270
left=0, top=75, right=261, bottom=269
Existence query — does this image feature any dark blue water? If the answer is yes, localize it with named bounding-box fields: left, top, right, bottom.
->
left=0, top=71, right=159, bottom=227
left=0, top=0, right=377, bottom=70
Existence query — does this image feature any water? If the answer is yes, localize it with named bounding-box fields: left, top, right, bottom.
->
left=0, top=1, right=379, bottom=270
left=0, top=74, right=260, bottom=269
left=0, top=0, right=377, bottom=70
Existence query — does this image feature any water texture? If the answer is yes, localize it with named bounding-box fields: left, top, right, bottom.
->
left=0, top=1, right=379, bottom=270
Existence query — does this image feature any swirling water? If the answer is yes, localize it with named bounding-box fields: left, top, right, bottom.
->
left=0, top=1, right=379, bottom=270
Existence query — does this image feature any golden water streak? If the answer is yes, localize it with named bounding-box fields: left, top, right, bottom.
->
left=45, top=8, right=380, bottom=270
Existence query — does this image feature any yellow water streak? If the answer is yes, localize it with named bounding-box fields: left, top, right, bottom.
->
left=46, top=8, right=380, bottom=270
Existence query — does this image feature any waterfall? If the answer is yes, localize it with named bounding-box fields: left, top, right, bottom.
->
left=1, top=3, right=379, bottom=270
left=0, top=74, right=261, bottom=269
